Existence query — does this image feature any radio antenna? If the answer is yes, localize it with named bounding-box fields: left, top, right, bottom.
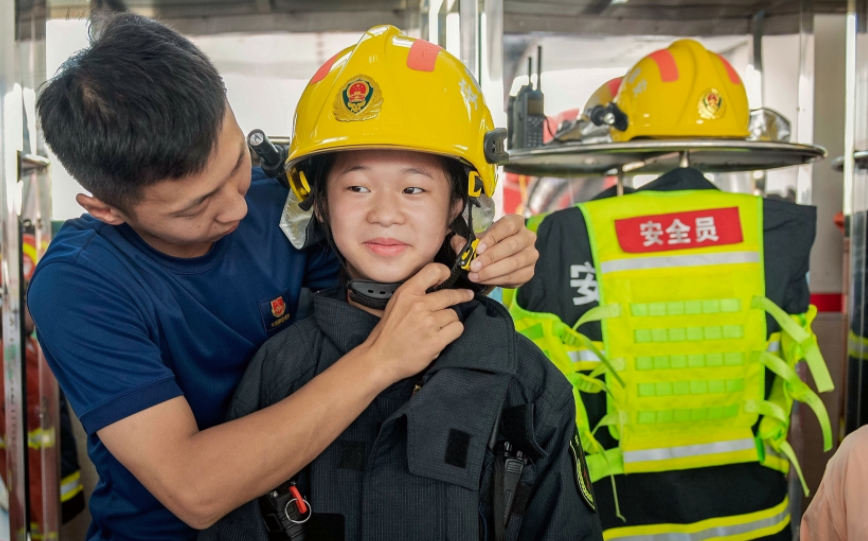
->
left=537, top=45, right=543, bottom=91
left=527, top=56, right=532, bottom=87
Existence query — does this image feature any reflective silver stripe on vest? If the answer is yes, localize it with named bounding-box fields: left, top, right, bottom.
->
left=568, top=349, right=602, bottom=363
left=623, top=438, right=756, bottom=464
left=600, top=252, right=760, bottom=274
left=767, top=340, right=781, bottom=352
left=608, top=506, right=789, bottom=541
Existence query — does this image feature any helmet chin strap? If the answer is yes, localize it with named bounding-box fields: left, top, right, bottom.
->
left=347, top=280, right=401, bottom=311
left=346, top=196, right=481, bottom=310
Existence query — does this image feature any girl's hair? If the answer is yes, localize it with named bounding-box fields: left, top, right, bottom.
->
left=301, top=151, right=469, bottom=279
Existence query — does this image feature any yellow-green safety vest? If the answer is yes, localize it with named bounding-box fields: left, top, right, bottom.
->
left=509, top=190, right=833, bottom=508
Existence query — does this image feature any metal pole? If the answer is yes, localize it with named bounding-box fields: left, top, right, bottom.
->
left=459, top=0, right=478, bottom=78
left=751, top=11, right=768, bottom=195
left=481, top=0, right=505, bottom=218
left=796, top=0, right=816, bottom=205
left=751, top=10, right=765, bottom=108
left=0, top=0, right=29, bottom=538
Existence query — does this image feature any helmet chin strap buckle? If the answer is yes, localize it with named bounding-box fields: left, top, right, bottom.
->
left=347, top=280, right=402, bottom=311
left=457, top=238, right=480, bottom=271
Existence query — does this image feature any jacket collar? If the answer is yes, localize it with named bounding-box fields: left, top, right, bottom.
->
left=312, top=288, right=518, bottom=377
left=637, top=166, right=720, bottom=192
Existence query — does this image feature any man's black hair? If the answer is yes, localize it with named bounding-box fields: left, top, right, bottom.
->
left=37, top=12, right=227, bottom=211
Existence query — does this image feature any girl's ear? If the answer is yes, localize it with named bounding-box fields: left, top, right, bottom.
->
left=313, top=197, right=328, bottom=224
left=449, top=197, right=464, bottom=224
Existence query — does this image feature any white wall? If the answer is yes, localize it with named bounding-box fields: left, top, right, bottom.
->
left=45, top=19, right=90, bottom=221
left=762, top=34, right=803, bottom=197
left=810, top=15, right=847, bottom=295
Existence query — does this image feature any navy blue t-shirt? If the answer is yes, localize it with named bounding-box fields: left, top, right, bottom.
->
left=27, top=169, right=339, bottom=540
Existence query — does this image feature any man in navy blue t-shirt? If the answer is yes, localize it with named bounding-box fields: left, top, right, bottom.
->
left=28, top=14, right=539, bottom=541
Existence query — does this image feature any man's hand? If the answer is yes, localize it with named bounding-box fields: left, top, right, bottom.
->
left=363, top=263, right=473, bottom=385
left=450, top=214, right=538, bottom=289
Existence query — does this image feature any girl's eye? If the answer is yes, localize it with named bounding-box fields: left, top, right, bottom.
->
left=349, top=186, right=370, bottom=193
left=403, top=187, right=424, bottom=195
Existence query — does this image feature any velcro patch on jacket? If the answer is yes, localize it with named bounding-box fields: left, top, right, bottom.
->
left=569, top=430, right=596, bottom=512
left=444, top=429, right=472, bottom=468
left=615, top=207, right=743, bottom=253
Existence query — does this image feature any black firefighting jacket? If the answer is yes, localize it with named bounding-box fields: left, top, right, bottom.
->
left=201, top=288, right=603, bottom=541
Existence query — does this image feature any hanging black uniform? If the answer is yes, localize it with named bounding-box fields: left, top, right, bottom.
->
left=516, top=167, right=817, bottom=541
left=201, top=288, right=603, bottom=541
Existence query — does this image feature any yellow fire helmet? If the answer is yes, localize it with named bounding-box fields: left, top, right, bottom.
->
left=280, top=25, right=507, bottom=251
left=609, top=39, right=749, bottom=142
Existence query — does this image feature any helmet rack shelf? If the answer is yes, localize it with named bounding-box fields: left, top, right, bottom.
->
left=831, top=151, right=868, bottom=172
left=505, top=140, right=826, bottom=178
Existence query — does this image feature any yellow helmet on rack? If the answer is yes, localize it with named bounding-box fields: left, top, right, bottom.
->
left=610, top=39, right=749, bottom=142
left=285, top=25, right=507, bottom=205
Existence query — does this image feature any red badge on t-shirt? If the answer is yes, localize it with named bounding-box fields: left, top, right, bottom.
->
left=614, top=207, right=743, bottom=254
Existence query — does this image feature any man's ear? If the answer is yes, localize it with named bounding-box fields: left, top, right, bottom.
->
left=76, top=194, right=129, bottom=226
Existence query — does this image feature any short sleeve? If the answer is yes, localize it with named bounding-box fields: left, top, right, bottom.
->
left=303, top=243, right=340, bottom=291
left=28, top=262, right=182, bottom=434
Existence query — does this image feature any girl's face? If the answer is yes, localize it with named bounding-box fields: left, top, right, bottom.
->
left=325, top=149, right=462, bottom=284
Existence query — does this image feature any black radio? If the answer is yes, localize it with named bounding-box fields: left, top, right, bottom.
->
left=508, top=46, right=546, bottom=150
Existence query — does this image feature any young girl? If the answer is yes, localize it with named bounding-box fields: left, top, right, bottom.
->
left=203, top=26, right=602, bottom=541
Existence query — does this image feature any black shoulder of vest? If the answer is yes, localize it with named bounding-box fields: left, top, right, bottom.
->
left=228, top=316, right=324, bottom=420
left=431, top=295, right=519, bottom=377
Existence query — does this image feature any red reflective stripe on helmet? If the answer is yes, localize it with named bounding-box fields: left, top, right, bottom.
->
left=310, top=52, right=341, bottom=84
left=717, top=54, right=742, bottom=85
left=606, top=77, right=623, bottom=98
left=407, top=39, right=442, bottom=72
left=649, top=49, right=679, bottom=82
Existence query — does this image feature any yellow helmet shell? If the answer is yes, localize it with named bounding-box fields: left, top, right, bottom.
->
left=287, top=25, right=499, bottom=199
left=612, top=39, right=749, bottom=142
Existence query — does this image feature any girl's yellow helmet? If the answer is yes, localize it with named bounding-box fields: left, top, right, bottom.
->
left=286, top=25, right=507, bottom=204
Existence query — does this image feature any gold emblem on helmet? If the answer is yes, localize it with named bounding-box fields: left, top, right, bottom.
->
left=698, top=89, right=725, bottom=120
left=333, top=75, right=383, bottom=121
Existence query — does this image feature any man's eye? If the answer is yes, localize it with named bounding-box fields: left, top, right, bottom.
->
left=403, top=187, right=424, bottom=195
left=178, top=208, right=203, bottom=219
left=349, top=186, right=370, bottom=193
